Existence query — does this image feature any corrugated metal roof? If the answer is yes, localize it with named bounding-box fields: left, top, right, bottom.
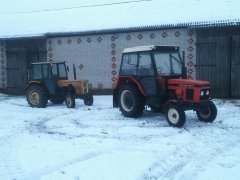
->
left=46, top=19, right=240, bottom=38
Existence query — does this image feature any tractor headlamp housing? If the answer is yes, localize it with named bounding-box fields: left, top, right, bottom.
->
left=206, top=90, right=210, bottom=95
left=200, top=89, right=210, bottom=100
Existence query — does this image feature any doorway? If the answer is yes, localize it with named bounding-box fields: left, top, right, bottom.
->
left=196, top=33, right=240, bottom=98
left=5, top=39, right=47, bottom=93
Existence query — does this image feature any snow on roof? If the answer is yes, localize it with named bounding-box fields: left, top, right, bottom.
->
left=1, top=0, right=240, bottom=39
left=123, top=45, right=156, bottom=53
left=122, top=45, right=179, bottom=53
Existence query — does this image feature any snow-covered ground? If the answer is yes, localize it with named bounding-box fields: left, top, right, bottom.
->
left=0, top=93, right=240, bottom=180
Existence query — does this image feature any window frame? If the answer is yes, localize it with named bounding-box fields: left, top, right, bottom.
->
left=137, top=52, right=155, bottom=77
left=153, top=51, right=183, bottom=76
left=120, top=51, right=157, bottom=77
left=119, top=49, right=183, bottom=78
left=50, top=63, right=68, bottom=79
left=119, top=52, right=138, bottom=76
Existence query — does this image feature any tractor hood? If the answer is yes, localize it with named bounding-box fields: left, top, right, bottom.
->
left=168, top=79, right=210, bottom=87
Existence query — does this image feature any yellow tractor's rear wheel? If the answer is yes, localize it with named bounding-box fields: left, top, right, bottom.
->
left=26, top=84, right=48, bottom=108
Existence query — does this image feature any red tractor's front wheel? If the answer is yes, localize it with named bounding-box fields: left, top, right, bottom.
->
left=196, top=101, right=217, bottom=123
left=166, top=106, right=186, bottom=128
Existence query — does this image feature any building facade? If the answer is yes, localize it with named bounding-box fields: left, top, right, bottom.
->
left=0, top=25, right=240, bottom=98
left=46, top=28, right=196, bottom=91
left=0, top=28, right=196, bottom=94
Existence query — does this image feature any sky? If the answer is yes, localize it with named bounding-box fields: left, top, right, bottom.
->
left=0, top=0, right=240, bottom=38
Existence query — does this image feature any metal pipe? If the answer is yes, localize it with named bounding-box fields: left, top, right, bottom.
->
left=182, top=51, right=187, bottom=79
left=73, top=64, right=76, bottom=80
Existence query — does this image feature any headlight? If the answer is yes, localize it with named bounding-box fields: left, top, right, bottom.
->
left=200, top=91, right=204, bottom=96
left=206, top=90, right=210, bottom=95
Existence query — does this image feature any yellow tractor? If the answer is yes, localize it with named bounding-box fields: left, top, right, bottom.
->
left=26, top=61, right=93, bottom=108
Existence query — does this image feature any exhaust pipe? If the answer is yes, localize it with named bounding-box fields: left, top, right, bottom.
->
left=73, top=64, right=77, bottom=80
left=182, top=51, right=187, bottom=79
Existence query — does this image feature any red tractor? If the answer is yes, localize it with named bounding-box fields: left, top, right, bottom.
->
left=113, top=45, right=217, bottom=127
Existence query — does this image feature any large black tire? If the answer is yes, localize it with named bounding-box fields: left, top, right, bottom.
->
left=50, top=96, right=65, bottom=104
left=65, top=94, right=75, bottom=108
left=118, top=84, right=145, bottom=118
left=196, top=101, right=217, bottom=123
left=26, top=84, right=48, bottom=108
left=166, top=106, right=186, bottom=128
left=83, top=94, right=93, bottom=106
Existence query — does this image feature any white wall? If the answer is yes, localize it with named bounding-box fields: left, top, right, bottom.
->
left=47, top=28, right=196, bottom=89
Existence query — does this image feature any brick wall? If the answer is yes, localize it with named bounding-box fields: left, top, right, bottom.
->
left=47, top=28, right=196, bottom=89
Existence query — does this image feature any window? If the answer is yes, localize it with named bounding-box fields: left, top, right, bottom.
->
left=154, top=52, right=182, bottom=75
left=171, top=53, right=182, bottom=74
left=32, top=65, right=42, bottom=79
left=121, top=53, right=138, bottom=75
left=42, top=64, right=49, bottom=78
left=51, top=63, right=67, bottom=78
left=138, top=53, right=154, bottom=76
left=59, top=64, right=67, bottom=78
left=52, top=64, right=58, bottom=76
left=154, top=53, right=171, bottom=74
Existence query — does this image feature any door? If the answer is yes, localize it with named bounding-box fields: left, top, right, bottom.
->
left=6, top=50, right=27, bottom=89
left=196, top=37, right=231, bottom=98
left=231, top=36, right=240, bottom=97
left=137, top=52, right=157, bottom=96
left=196, top=42, right=219, bottom=96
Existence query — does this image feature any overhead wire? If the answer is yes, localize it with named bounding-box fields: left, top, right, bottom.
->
left=0, top=0, right=153, bottom=15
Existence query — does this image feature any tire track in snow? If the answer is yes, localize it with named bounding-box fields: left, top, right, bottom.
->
left=142, top=146, right=193, bottom=180
left=18, top=151, right=106, bottom=180
left=142, top=131, right=240, bottom=180
left=173, top=138, right=240, bottom=180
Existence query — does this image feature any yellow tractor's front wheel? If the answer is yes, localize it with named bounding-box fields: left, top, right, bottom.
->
left=65, top=94, right=75, bottom=108
left=83, top=94, right=93, bottom=106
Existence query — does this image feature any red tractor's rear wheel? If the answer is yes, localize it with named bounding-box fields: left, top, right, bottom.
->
left=196, top=101, right=217, bottom=123
left=118, top=84, right=145, bottom=118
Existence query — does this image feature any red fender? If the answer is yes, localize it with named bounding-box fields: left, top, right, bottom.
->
left=115, top=76, right=145, bottom=96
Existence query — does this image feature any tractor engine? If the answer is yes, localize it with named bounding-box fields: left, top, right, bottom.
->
left=168, top=79, right=211, bottom=102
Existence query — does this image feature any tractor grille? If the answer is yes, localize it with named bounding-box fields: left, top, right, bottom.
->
left=83, top=81, right=89, bottom=94
left=200, top=89, right=210, bottom=100
left=186, top=89, right=194, bottom=100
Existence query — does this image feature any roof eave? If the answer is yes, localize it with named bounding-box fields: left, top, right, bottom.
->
left=1, top=20, right=240, bottom=40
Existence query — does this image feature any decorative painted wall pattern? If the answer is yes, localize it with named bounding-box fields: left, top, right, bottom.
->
left=0, top=42, right=6, bottom=89
left=47, top=39, right=53, bottom=62
left=186, top=29, right=196, bottom=79
left=47, top=28, right=196, bottom=90
left=48, top=35, right=112, bottom=89
left=111, top=35, right=117, bottom=88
